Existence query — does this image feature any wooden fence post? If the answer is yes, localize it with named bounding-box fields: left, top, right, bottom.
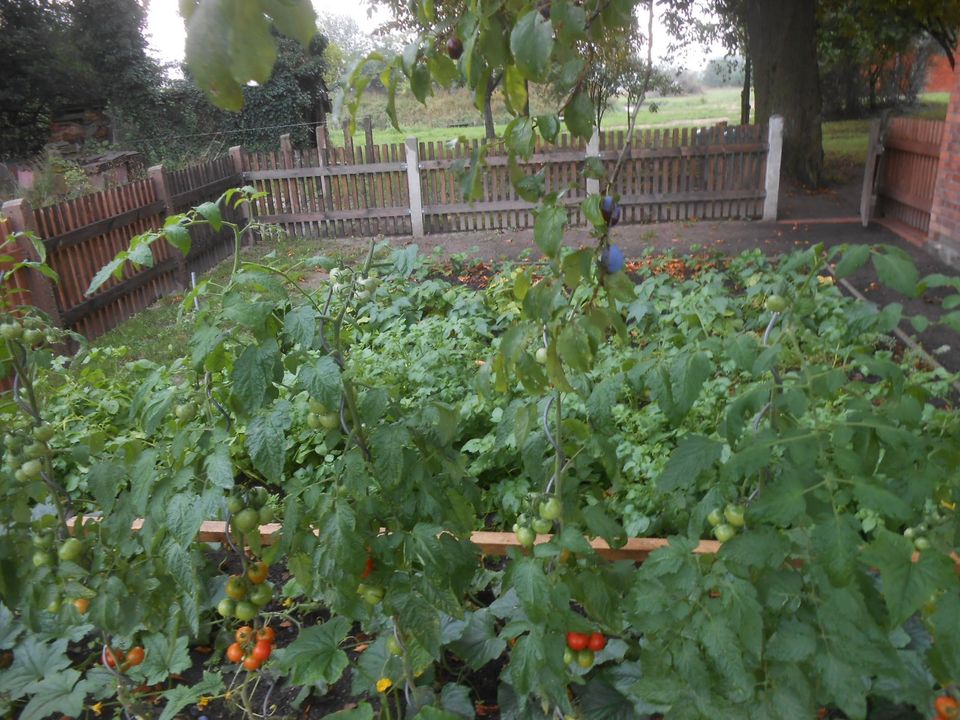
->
left=762, top=115, right=784, bottom=222
left=147, top=165, right=188, bottom=287
left=586, top=128, right=601, bottom=199
left=280, top=134, right=293, bottom=169
left=315, top=126, right=332, bottom=214
left=229, top=146, right=255, bottom=247
left=860, top=119, right=882, bottom=228
left=1, top=198, right=63, bottom=327
left=363, top=116, right=375, bottom=158
left=405, top=137, right=424, bottom=238
left=342, top=120, right=353, bottom=151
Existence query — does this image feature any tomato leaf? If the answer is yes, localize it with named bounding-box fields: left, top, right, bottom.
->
left=658, top=435, right=722, bottom=493
left=245, top=400, right=293, bottom=483
left=274, top=617, right=351, bottom=685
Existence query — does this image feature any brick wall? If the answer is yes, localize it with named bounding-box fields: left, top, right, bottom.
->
left=929, top=62, right=960, bottom=268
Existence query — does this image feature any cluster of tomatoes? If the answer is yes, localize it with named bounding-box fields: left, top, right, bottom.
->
left=0, top=315, right=57, bottom=347
left=225, top=625, right=276, bottom=672
left=227, top=486, right=275, bottom=535
left=217, top=560, right=273, bottom=622
left=306, top=398, right=339, bottom=432
left=3, top=421, right=54, bottom=485
left=563, top=631, right=606, bottom=669
left=513, top=496, right=562, bottom=548
left=706, top=503, right=745, bottom=543
left=935, top=695, right=960, bottom=720
left=102, top=645, right=145, bottom=673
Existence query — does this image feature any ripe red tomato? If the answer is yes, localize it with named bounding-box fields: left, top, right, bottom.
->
left=935, top=695, right=960, bottom=720
left=250, top=639, right=272, bottom=662
left=256, top=626, right=276, bottom=643
left=242, top=655, right=261, bottom=671
left=235, top=626, right=254, bottom=644
left=566, top=632, right=589, bottom=652
left=246, top=561, right=269, bottom=585
left=103, top=647, right=124, bottom=668
left=123, top=646, right=145, bottom=669
left=360, top=556, right=374, bottom=579
left=225, top=643, right=244, bottom=664
left=587, top=632, right=606, bottom=652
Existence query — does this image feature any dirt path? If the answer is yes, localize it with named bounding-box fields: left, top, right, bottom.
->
left=324, top=218, right=960, bottom=373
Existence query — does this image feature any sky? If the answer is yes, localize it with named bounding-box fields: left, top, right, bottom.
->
left=145, top=1, right=721, bottom=69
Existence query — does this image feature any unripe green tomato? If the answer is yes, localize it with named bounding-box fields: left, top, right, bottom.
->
left=360, top=585, right=384, bottom=605
left=32, top=532, right=53, bottom=549
left=217, top=598, right=236, bottom=618
left=576, top=649, right=595, bottom=668
left=903, top=527, right=916, bottom=539
left=515, top=526, right=536, bottom=548
left=46, top=599, right=61, bottom=613
left=356, top=289, right=371, bottom=301
left=306, top=412, right=322, bottom=429
left=258, top=506, right=275, bottom=524
left=234, top=601, right=258, bottom=621
left=22, top=328, right=44, bottom=345
left=249, top=582, right=273, bottom=607
left=765, top=294, right=788, bottom=313
left=21, top=459, right=42, bottom=479
left=226, top=496, right=245, bottom=514
left=913, top=537, right=931, bottom=551
left=532, top=518, right=553, bottom=535
left=713, top=523, right=736, bottom=543
left=32, top=551, right=54, bottom=568
left=175, top=402, right=197, bottom=422
left=0, top=323, right=23, bottom=340
left=308, top=399, right=327, bottom=414
left=535, top=347, right=548, bottom=364
left=14, top=469, right=28, bottom=483
left=249, top=487, right=269, bottom=509
left=386, top=636, right=403, bottom=656
left=58, top=538, right=85, bottom=562
left=329, top=267, right=342, bottom=282
left=724, top=504, right=746, bottom=528
left=707, top=508, right=724, bottom=527
left=318, top=413, right=339, bottom=430
left=539, top=497, right=562, bottom=521
left=3, top=433, right=19, bottom=450
left=32, top=424, right=55, bottom=442
left=232, top=508, right=260, bottom=534
left=563, top=648, right=574, bottom=665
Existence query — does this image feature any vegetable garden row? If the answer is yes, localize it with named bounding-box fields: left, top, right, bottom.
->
left=2, top=185, right=960, bottom=718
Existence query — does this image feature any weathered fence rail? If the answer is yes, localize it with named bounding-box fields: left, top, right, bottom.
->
left=866, top=117, right=945, bottom=244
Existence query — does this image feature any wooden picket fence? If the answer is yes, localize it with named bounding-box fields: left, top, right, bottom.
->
left=239, top=121, right=777, bottom=239
left=1, top=158, right=242, bottom=341
left=868, top=117, right=945, bottom=244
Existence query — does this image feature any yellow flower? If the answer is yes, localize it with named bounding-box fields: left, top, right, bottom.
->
left=376, top=678, right=393, bottom=693
left=91, top=702, right=104, bottom=716
left=198, top=696, right=211, bottom=709
left=941, top=499, right=956, bottom=511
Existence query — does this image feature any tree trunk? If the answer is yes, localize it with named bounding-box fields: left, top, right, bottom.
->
left=745, top=0, right=823, bottom=187
left=740, top=53, right=752, bottom=125
left=483, top=75, right=500, bottom=140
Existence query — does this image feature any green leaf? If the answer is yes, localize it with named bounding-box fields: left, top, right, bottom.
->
left=195, top=201, right=223, bottom=232
left=510, top=11, right=553, bottom=82
left=505, top=117, right=535, bottom=159
left=564, top=91, right=594, bottom=141
left=449, top=610, right=507, bottom=670
left=140, top=633, right=192, bottom=686
left=231, top=340, right=281, bottom=415
left=503, top=65, right=529, bottom=118
left=440, top=683, right=476, bottom=719
left=411, top=64, right=433, bottom=103
left=658, top=435, right=722, bottom=493
left=86, top=255, right=127, bottom=296
left=413, top=707, right=463, bottom=720
left=283, top=304, right=317, bottom=347
left=18, top=670, right=88, bottom=720
left=766, top=619, right=817, bottom=662
left=164, top=224, right=192, bottom=257
left=834, top=244, right=870, bottom=278
left=811, top=515, right=860, bottom=587
left=534, top=205, right=566, bottom=259
left=165, top=493, right=205, bottom=547
left=0, top=637, right=70, bottom=699
left=581, top=504, right=626, bottom=549
left=323, top=706, right=374, bottom=720
left=228, top=0, right=277, bottom=85
left=245, top=400, right=292, bottom=482
left=506, top=556, right=552, bottom=623
left=862, top=529, right=955, bottom=627
left=872, top=246, right=918, bottom=297
left=298, top=354, right=342, bottom=411
left=557, top=322, right=591, bottom=372
left=260, top=0, right=316, bottom=45
left=537, top=114, right=560, bottom=143
left=273, top=617, right=351, bottom=685
left=158, top=673, right=224, bottom=720
left=184, top=0, right=244, bottom=110
left=204, top=438, right=235, bottom=490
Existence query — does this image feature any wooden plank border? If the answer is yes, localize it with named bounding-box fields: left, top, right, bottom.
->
left=61, top=256, right=179, bottom=327
left=42, top=201, right=166, bottom=253
left=170, top=174, right=243, bottom=209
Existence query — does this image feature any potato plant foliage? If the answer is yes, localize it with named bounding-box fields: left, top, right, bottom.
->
left=2, top=1, right=960, bottom=718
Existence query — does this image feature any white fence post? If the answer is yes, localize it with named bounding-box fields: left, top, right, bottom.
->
left=405, top=137, right=424, bottom=238
left=762, top=115, right=784, bottom=222
left=586, top=128, right=601, bottom=198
